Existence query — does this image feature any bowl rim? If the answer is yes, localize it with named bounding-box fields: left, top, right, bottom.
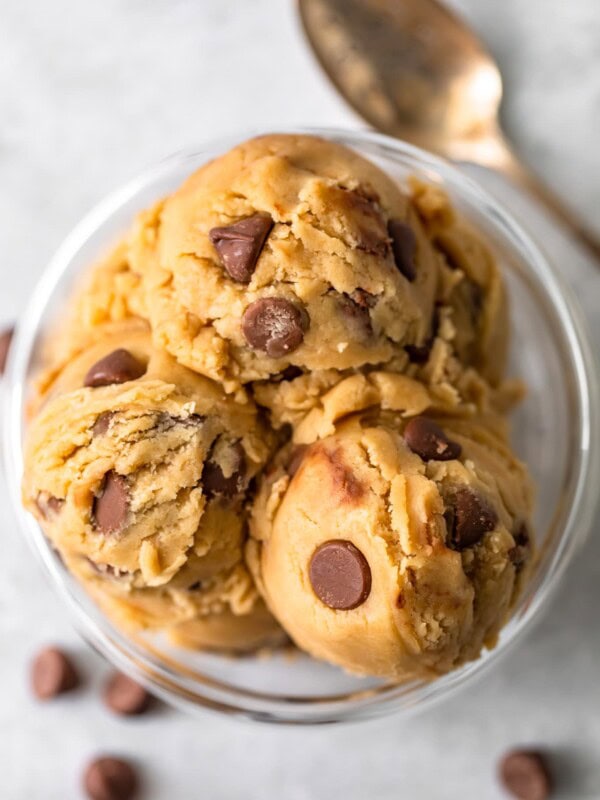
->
left=5, top=125, right=600, bottom=724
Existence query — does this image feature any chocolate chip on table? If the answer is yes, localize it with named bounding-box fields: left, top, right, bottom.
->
left=309, top=540, right=372, bottom=610
left=103, top=671, right=151, bottom=716
left=404, top=416, right=462, bottom=461
left=84, top=349, right=146, bottom=388
left=445, top=487, right=498, bottom=550
left=83, top=757, right=138, bottom=800
left=0, top=325, right=14, bottom=374
left=499, top=749, right=552, bottom=800
left=92, top=472, right=130, bottom=534
left=93, top=412, right=115, bottom=437
left=202, top=440, right=246, bottom=499
left=209, top=213, right=273, bottom=282
left=388, top=219, right=417, bottom=281
left=242, top=297, right=309, bottom=358
left=31, top=646, right=79, bottom=700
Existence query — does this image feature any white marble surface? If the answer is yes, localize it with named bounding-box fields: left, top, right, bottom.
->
left=1, top=2, right=599, bottom=798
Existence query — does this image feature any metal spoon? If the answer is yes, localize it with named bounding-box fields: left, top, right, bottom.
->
left=298, top=0, right=600, bottom=260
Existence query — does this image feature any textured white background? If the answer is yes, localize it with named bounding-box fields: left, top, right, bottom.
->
left=1, top=1, right=599, bottom=798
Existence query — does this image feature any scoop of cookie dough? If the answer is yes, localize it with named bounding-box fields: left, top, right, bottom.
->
left=65, top=555, right=284, bottom=654
left=23, top=327, right=274, bottom=591
left=139, top=134, right=441, bottom=390
left=249, top=402, right=533, bottom=681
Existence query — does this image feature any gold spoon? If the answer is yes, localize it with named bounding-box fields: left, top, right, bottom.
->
left=298, top=0, right=600, bottom=260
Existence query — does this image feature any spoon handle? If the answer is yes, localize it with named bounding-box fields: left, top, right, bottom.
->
left=497, top=139, right=600, bottom=263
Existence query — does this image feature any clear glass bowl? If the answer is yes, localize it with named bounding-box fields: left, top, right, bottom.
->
left=5, top=128, right=599, bottom=724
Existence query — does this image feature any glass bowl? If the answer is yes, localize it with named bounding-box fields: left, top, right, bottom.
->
left=5, top=128, right=599, bottom=724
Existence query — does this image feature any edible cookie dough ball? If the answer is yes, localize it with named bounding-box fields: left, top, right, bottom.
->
left=65, top=555, right=284, bottom=654
left=250, top=408, right=533, bottom=681
left=140, top=134, right=440, bottom=390
left=23, top=327, right=274, bottom=590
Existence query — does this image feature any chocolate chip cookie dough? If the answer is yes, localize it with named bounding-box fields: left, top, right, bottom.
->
left=23, top=327, right=282, bottom=651
left=249, top=402, right=533, bottom=681
left=138, top=134, right=440, bottom=390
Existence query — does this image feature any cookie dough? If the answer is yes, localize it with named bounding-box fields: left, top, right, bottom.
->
left=249, top=390, right=533, bottom=680
left=23, top=327, right=273, bottom=591
left=40, top=238, right=148, bottom=383
left=139, top=134, right=441, bottom=390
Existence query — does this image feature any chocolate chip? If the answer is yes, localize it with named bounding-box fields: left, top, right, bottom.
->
left=388, top=219, right=417, bottom=281
left=202, top=440, right=246, bottom=499
left=404, top=416, right=462, bottom=461
left=287, top=445, right=308, bottom=478
left=83, top=757, right=138, bottom=800
left=242, top=297, right=309, bottom=358
left=84, top=349, right=146, bottom=388
left=499, top=750, right=552, bottom=800
left=92, top=412, right=115, bottom=437
left=209, top=213, right=273, bottom=283
left=0, top=325, right=14, bottom=374
left=396, top=592, right=405, bottom=609
left=446, top=488, right=498, bottom=550
left=188, top=580, right=203, bottom=591
left=31, top=646, right=79, bottom=700
left=309, top=540, right=372, bottom=610
left=92, top=472, right=129, bottom=534
left=103, top=672, right=152, bottom=716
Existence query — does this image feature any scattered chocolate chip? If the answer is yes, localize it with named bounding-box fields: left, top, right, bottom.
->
left=242, top=297, right=309, bottom=358
left=338, top=293, right=373, bottom=339
left=446, top=488, right=498, bottom=550
left=0, top=325, right=14, bottom=374
left=509, top=523, right=531, bottom=569
left=92, top=472, right=129, bottom=534
left=83, top=757, right=138, bottom=800
left=103, top=672, right=151, bottom=716
left=202, top=440, right=246, bottom=499
left=84, top=349, right=146, bottom=388
left=404, top=416, right=462, bottom=461
left=499, top=749, right=552, bottom=800
left=309, top=540, right=372, bottom=610
left=388, top=219, right=417, bottom=281
left=209, top=213, right=273, bottom=283
left=187, top=580, right=203, bottom=591
left=92, top=412, right=115, bottom=437
left=31, top=646, right=79, bottom=700
left=396, top=592, right=405, bottom=609
left=287, top=445, right=308, bottom=479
